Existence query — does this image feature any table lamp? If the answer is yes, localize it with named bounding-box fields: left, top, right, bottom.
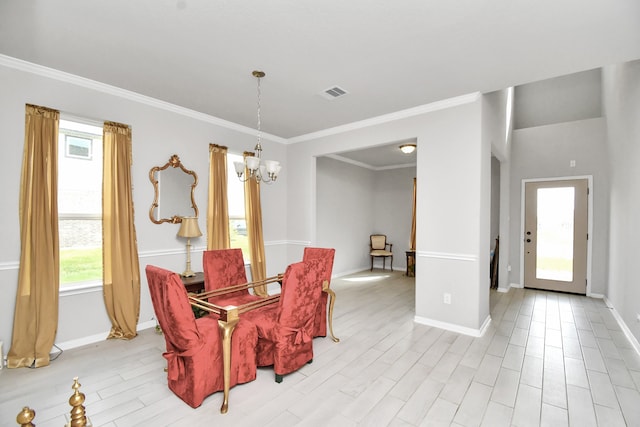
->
left=177, top=216, right=202, bottom=277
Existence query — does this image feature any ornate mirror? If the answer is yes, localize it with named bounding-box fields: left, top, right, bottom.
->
left=149, top=154, right=199, bottom=224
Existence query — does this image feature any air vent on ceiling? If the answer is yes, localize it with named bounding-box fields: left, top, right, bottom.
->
left=321, top=85, right=349, bottom=100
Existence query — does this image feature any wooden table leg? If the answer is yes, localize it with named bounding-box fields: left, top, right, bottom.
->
left=217, top=308, right=239, bottom=414
left=322, top=280, right=339, bottom=343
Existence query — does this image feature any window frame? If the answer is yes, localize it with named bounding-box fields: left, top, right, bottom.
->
left=58, top=116, right=104, bottom=294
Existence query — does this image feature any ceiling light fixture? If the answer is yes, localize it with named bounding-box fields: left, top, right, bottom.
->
left=399, top=143, right=417, bottom=154
left=234, top=71, right=281, bottom=184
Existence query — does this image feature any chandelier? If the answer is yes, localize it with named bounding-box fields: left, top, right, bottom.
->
left=234, top=71, right=281, bottom=184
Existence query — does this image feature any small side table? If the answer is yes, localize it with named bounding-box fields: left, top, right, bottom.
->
left=181, top=271, right=205, bottom=294
left=405, top=251, right=415, bottom=277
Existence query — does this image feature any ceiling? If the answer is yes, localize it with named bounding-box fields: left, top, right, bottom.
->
left=1, top=1, right=639, bottom=168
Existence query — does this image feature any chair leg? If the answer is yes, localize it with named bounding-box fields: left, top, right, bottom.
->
left=382, top=257, right=385, bottom=270
left=370, top=256, right=373, bottom=271
left=390, top=256, right=393, bottom=271
left=275, top=374, right=283, bottom=383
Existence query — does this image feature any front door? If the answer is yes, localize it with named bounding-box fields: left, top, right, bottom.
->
left=523, top=179, right=589, bottom=294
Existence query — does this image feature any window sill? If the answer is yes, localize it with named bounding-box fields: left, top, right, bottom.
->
left=60, top=281, right=103, bottom=297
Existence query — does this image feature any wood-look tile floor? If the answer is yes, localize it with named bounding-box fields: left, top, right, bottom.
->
left=2, top=270, right=640, bottom=426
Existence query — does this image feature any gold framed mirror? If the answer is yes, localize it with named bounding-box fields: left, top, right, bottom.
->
left=149, top=154, right=199, bottom=224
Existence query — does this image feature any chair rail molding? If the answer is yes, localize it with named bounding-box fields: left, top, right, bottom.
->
left=417, top=250, right=478, bottom=262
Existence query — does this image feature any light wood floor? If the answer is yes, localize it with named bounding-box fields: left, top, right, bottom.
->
left=2, top=270, right=640, bottom=426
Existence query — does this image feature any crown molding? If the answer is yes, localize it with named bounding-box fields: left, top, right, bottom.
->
left=0, top=54, right=288, bottom=144
left=288, top=92, right=481, bottom=144
left=326, top=154, right=416, bottom=171
left=1, top=54, right=479, bottom=147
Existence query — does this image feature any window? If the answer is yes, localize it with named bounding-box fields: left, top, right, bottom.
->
left=65, top=135, right=92, bottom=159
left=227, top=153, right=250, bottom=261
left=58, top=119, right=103, bottom=287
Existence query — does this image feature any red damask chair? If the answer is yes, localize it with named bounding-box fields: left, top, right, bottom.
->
left=242, top=259, right=323, bottom=383
left=302, top=247, right=338, bottom=341
left=202, top=248, right=264, bottom=306
left=145, top=265, right=258, bottom=409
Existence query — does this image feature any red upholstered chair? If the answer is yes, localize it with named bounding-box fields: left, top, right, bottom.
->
left=145, top=265, right=258, bottom=408
left=202, top=248, right=263, bottom=306
left=242, top=259, right=323, bottom=383
left=302, top=247, right=337, bottom=340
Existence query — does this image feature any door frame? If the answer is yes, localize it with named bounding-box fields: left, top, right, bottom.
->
left=519, top=175, right=594, bottom=295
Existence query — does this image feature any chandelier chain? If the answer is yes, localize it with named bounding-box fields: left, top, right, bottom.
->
left=256, top=75, right=262, bottom=153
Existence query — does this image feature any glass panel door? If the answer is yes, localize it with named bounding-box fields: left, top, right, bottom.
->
left=523, top=179, right=588, bottom=294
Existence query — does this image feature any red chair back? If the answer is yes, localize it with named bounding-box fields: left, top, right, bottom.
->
left=203, top=248, right=248, bottom=298
left=278, top=259, right=323, bottom=330
left=146, top=265, right=201, bottom=352
left=302, top=247, right=335, bottom=288
left=302, top=247, right=335, bottom=337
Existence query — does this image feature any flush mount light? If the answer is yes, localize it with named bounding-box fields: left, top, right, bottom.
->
left=399, top=143, right=416, bottom=154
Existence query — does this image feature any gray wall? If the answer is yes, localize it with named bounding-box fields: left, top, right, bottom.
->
left=0, top=62, right=289, bottom=350
left=316, top=157, right=416, bottom=275
left=490, top=156, right=500, bottom=252
left=508, top=118, right=610, bottom=295
left=288, top=95, right=493, bottom=335
left=372, top=167, right=416, bottom=270
left=602, top=59, right=640, bottom=345
left=315, top=156, right=375, bottom=275
left=514, top=68, right=602, bottom=129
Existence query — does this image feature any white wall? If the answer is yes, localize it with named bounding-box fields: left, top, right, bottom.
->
left=509, top=118, right=610, bottom=295
left=0, top=61, right=288, bottom=350
left=602, top=59, right=640, bottom=345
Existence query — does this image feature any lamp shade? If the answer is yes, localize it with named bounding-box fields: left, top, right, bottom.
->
left=177, top=216, right=202, bottom=238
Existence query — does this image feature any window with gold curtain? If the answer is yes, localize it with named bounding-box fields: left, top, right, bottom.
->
left=207, top=144, right=230, bottom=250
left=243, top=151, right=268, bottom=296
left=102, top=121, right=140, bottom=340
left=7, top=104, right=60, bottom=369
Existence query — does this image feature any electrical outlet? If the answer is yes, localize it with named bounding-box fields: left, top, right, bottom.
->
left=443, top=293, right=452, bottom=305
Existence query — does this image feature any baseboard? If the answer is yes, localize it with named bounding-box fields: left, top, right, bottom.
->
left=510, top=282, right=523, bottom=288
left=55, top=319, right=157, bottom=352
left=497, top=286, right=510, bottom=293
left=414, top=314, right=492, bottom=337
left=603, top=297, right=640, bottom=357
